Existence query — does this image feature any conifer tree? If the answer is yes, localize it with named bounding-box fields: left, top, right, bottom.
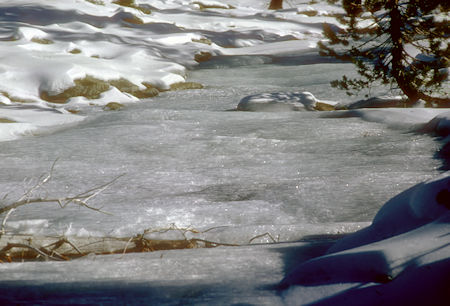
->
left=319, top=0, right=449, bottom=106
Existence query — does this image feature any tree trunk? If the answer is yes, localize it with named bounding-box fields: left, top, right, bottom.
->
left=269, top=0, right=283, bottom=10
left=387, top=0, right=420, bottom=104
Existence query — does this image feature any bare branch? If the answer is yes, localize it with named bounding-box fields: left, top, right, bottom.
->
left=45, top=237, right=83, bottom=255
left=121, top=236, right=135, bottom=257
left=190, top=238, right=239, bottom=247
left=249, top=232, right=278, bottom=244
left=18, top=158, right=58, bottom=203
left=0, top=173, right=124, bottom=216
left=0, top=208, right=15, bottom=237
left=1, top=242, right=64, bottom=261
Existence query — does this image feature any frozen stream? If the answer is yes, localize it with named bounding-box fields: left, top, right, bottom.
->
left=0, top=62, right=442, bottom=243
left=0, top=60, right=447, bottom=305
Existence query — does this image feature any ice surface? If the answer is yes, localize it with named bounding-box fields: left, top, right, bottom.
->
left=1, top=64, right=442, bottom=239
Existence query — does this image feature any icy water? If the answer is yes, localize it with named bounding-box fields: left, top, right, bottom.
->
left=0, top=62, right=442, bottom=243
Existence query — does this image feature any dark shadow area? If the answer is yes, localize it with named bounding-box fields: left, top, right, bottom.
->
left=200, top=28, right=300, bottom=48
left=279, top=250, right=392, bottom=290
left=0, top=280, right=221, bottom=305
left=0, top=5, right=183, bottom=33
left=413, top=117, right=450, bottom=172
left=309, top=257, right=450, bottom=306
left=0, top=5, right=111, bottom=27
left=155, top=7, right=327, bottom=31
left=434, top=137, right=450, bottom=171
left=197, top=54, right=342, bottom=69
left=272, top=237, right=339, bottom=277
left=271, top=54, right=345, bottom=66
left=277, top=216, right=450, bottom=303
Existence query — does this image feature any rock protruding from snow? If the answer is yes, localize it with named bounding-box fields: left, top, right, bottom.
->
left=237, top=92, right=335, bottom=111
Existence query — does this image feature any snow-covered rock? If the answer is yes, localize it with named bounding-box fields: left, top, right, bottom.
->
left=237, top=91, right=336, bottom=111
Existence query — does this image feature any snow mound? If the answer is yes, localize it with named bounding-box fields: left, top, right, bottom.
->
left=282, top=226, right=450, bottom=305
left=419, top=111, right=450, bottom=137
left=280, top=173, right=450, bottom=296
left=327, top=172, right=450, bottom=253
left=237, top=92, right=336, bottom=112
left=281, top=216, right=450, bottom=286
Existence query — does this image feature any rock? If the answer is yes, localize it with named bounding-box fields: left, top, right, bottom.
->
left=169, top=82, right=204, bottom=91
left=195, top=51, right=213, bottom=63
left=315, top=101, right=335, bottom=111
left=0, top=118, right=16, bottom=123
left=103, top=102, right=124, bottom=111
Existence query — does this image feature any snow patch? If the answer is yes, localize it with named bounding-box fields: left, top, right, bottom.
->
left=0, top=104, right=85, bottom=141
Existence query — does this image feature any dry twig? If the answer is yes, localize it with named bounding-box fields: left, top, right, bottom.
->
left=248, top=232, right=279, bottom=244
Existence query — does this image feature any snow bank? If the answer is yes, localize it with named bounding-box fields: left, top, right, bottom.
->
left=282, top=215, right=450, bottom=285
left=280, top=172, right=450, bottom=303
left=327, top=172, right=450, bottom=253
